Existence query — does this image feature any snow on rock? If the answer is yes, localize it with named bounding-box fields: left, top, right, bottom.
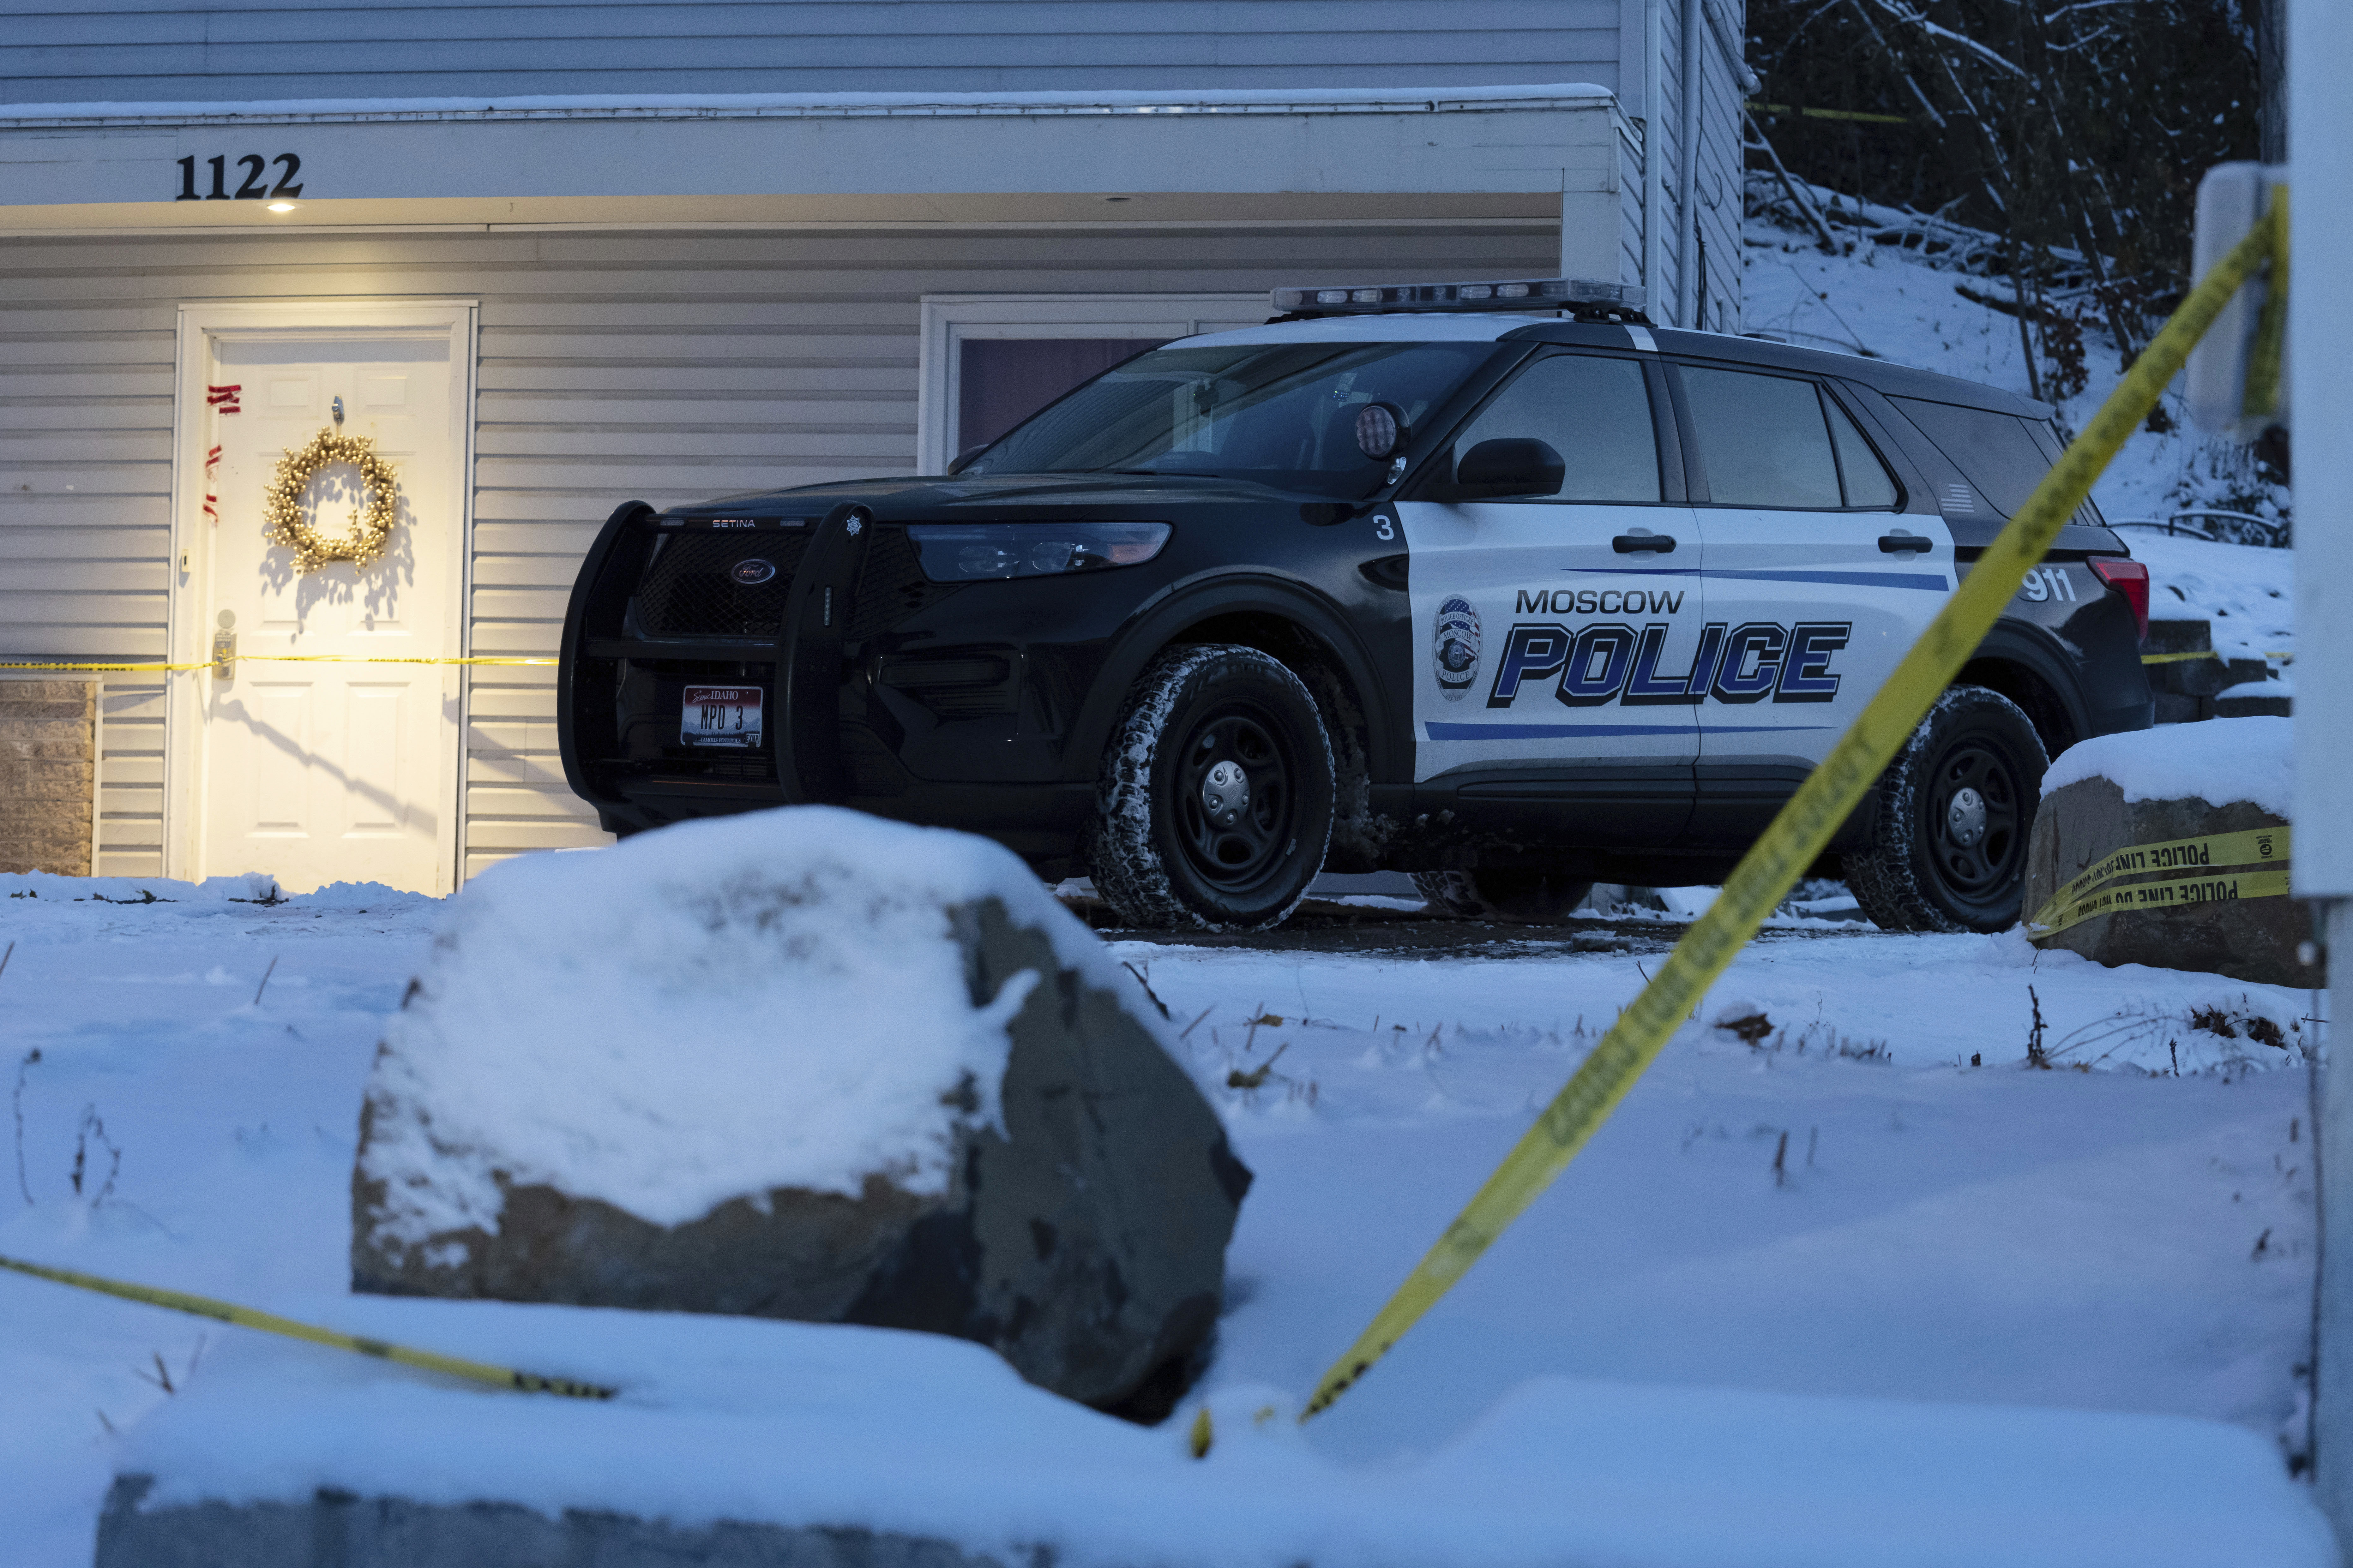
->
left=94, top=1298, right=2334, bottom=1568
left=357, top=809, right=1060, bottom=1233
left=351, top=806, right=1248, bottom=1412
left=2043, top=716, right=2292, bottom=817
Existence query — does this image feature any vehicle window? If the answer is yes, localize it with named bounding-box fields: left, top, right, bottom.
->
left=2021, top=416, right=2104, bottom=528
left=1450, top=353, right=1660, bottom=502
left=1825, top=396, right=1899, bottom=509
left=1681, top=366, right=1843, bottom=509
left=1888, top=397, right=2053, bottom=517
left=963, top=340, right=1494, bottom=499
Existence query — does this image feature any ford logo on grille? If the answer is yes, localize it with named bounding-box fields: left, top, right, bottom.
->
left=731, top=559, right=777, bottom=585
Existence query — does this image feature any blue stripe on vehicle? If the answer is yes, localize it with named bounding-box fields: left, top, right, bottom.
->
left=1695, top=568, right=1951, bottom=591
left=1700, top=725, right=1836, bottom=733
left=1567, top=567, right=1948, bottom=591
left=1424, top=722, right=1697, bottom=740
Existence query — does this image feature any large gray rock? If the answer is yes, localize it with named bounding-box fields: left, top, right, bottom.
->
left=96, top=1477, right=1032, bottom=1568
left=2024, top=776, right=2319, bottom=988
left=351, top=809, right=1248, bottom=1418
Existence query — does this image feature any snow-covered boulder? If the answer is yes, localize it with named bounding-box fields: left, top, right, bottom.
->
left=2024, top=718, right=2319, bottom=987
left=350, top=808, right=1249, bottom=1415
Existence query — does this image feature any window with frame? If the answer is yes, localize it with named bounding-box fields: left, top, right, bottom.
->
left=918, top=295, right=1265, bottom=473
left=1680, top=365, right=1900, bottom=510
left=1448, top=353, right=1663, bottom=503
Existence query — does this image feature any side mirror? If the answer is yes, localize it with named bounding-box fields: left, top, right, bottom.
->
left=1453, top=438, right=1564, bottom=499
left=946, top=443, right=990, bottom=476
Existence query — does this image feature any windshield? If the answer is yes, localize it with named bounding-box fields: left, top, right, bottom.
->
left=960, top=340, right=1495, bottom=497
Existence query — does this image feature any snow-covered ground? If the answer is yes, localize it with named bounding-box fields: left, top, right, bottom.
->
left=0, top=870, right=2326, bottom=1562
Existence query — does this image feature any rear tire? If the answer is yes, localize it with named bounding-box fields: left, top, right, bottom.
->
left=1085, top=645, right=1335, bottom=931
left=1412, top=867, right=1595, bottom=924
left=1845, top=685, right=2049, bottom=933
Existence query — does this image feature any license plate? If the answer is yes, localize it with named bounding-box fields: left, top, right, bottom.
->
left=682, top=685, right=762, bottom=748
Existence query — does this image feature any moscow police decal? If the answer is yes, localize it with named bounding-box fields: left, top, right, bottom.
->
left=1433, top=596, right=1481, bottom=701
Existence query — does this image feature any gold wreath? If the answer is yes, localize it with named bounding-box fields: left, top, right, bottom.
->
left=262, top=430, right=400, bottom=573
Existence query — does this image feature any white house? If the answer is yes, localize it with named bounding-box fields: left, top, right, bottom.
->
left=0, top=0, right=1750, bottom=891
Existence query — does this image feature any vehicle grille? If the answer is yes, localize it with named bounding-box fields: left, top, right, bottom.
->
left=848, top=525, right=965, bottom=641
left=630, top=532, right=809, bottom=638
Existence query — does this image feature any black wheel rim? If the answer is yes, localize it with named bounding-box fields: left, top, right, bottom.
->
left=1923, top=738, right=2023, bottom=905
left=1171, top=701, right=1298, bottom=894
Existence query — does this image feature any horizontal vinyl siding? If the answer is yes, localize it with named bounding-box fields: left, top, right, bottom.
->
left=3, top=0, right=1626, bottom=105
left=1618, top=119, right=1645, bottom=291
left=0, top=220, right=1554, bottom=881
left=1654, top=0, right=1688, bottom=328
left=1694, top=0, right=1745, bottom=332
left=96, top=679, right=164, bottom=875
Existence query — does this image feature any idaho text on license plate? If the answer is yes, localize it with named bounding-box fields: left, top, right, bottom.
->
left=682, top=685, right=763, bottom=747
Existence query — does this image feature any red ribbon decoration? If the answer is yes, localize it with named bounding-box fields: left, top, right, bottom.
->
left=206, top=384, right=242, bottom=414
left=202, top=443, right=222, bottom=524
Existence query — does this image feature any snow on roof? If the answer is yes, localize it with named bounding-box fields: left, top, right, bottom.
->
left=0, top=83, right=1616, bottom=130
left=2043, top=715, right=2293, bottom=818
left=358, top=806, right=1158, bottom=1240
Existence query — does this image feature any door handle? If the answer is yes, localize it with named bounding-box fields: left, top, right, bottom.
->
left=1612, top=533, right=1677, bottom=554
left=1879, top=532, right=1933, bottom=555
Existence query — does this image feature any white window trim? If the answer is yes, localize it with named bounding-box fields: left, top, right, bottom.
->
left=915, top=293, right=1267, bottom=474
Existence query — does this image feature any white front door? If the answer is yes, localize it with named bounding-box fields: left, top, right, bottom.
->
left=195, top=328, right=462, bottom=895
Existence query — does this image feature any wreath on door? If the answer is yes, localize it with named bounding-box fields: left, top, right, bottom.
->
left=262, top=429, right=401, bottom=572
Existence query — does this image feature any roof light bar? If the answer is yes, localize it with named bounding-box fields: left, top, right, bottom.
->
left=1270, top=277, right=1648, bottom=318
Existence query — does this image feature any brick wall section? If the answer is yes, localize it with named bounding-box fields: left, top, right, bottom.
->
left=0, top=681, right=94, bottom=876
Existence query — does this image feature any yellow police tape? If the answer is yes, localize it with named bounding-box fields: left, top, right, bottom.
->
left=1302, top=189, right=2291, bottom=1418
left=0, top=1251, right=617, bottom=1400
left=2025, top=824, right=2290, bottom=938
left=2036, top=823, right=2288, bottom=915
left=2028, top=865, right=2293, bottom=939
left=0, top=655, right=555, bottom=673
left=2141, top=650, right=2296, bottom=666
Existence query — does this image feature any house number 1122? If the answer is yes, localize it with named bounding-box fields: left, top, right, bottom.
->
left=175, top=154, right=303, bottom=201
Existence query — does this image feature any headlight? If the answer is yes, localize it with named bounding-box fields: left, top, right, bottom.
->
left=906, top=522, right=1172, bottom=583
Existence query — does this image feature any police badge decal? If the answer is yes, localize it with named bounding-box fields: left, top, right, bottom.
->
left=1434, top=595, right=1482, bottom=701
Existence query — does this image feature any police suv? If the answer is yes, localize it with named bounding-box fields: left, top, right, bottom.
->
left=557, top=278, right=2153, bottom=933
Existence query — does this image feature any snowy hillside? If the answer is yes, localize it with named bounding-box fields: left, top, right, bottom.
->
left=1743, top=202, right=2295, bottom=667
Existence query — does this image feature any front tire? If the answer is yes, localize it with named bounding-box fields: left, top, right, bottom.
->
left=1412, top=867, right=1595, bottom=924
left=1086, top=645, right=1336, bottom=931
left=1845, top=685, right=2049, bottom=933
